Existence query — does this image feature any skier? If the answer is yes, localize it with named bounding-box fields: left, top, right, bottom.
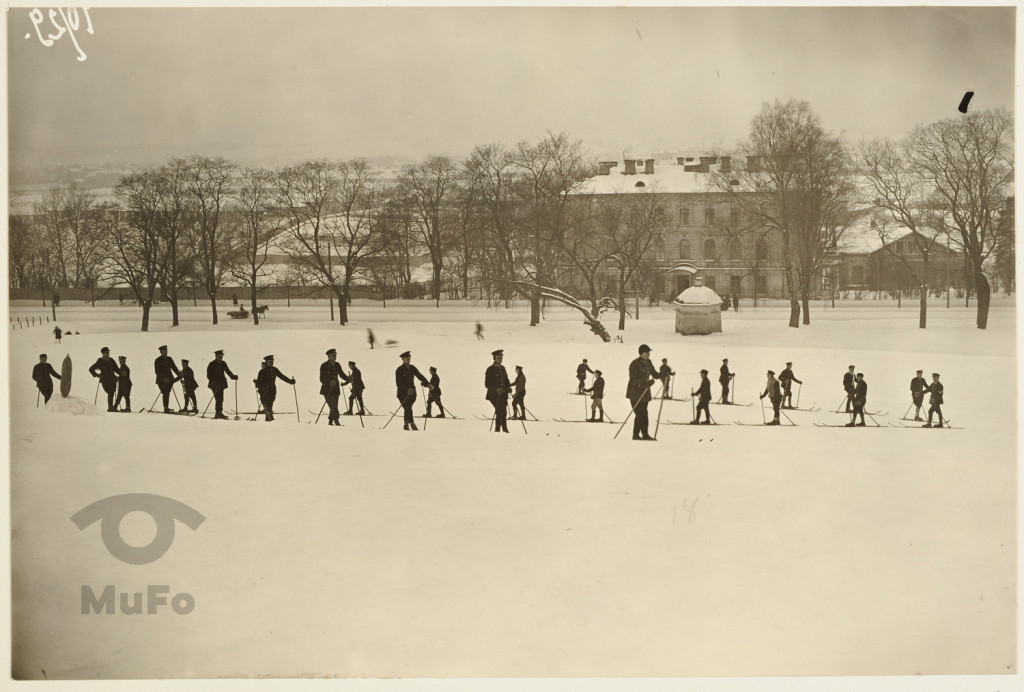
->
left=719, top=358, right=734, bottom=404
left=847, top=373, right=867, bottom=427
left=395, top=351, right=430, bottom=431
left=511, top=365, right=526, bottom=420
left=154, top=345, right=181, bottom=414
left=425, top=367, right=445, bottom=418
left=586, top=369, right=605, bottom=422
left=692, top=369, right=712, bottom=424
left=254, top=355, right=295, bottom=422
left=485, top=349, right=511, bottom=433
left=179, top=359, right=199, bottom=413
left=88, top=347, right=119, bottom=412
left=910, top=369, right=928, bottom=421
left=779, top=362, right=802, bottom=409
left=367, top=329, right=376, bottom=350
left=626, top=344, right=658, bottom=441
left=345, top=361, right=367, bottom=416
left=576, top=359, right=594, bottom=394
left=759, top=370, right=783, bottom=425
left=32, top=354, right=61, bottom=404
left=658, top=358, right=675, bottom=399
left=53, top=326, right=62, bottom=343
left=842, top=365, right=856, bottom=413
left=206, top=349, right=238, bottom=420
left=923, top=373, right=944, bottom=428
left=475, top=322, right=484, bottom=340
left=114, top=356, right=133, bottom=412
left=319, top=348, right=350, bottom=426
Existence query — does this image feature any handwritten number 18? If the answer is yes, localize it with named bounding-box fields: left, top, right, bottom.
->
left=28, top=7, right=94, bottom=62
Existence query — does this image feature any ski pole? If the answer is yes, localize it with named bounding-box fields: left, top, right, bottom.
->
left=796, top=382, right=802, bottom=408
left=200, top=394, right=214, bottom=419
left=234, top=383, right=239, bottom=421
left=900, top=402, right=914, bottom=420
left=36, top=390, right=40, bottom=408
left=652, top=381, right=667, bottom=440
left=94, top=378, right=100, bottom=404
left=521, top=405, right=540, bottom=422
left=731, top=374, right=736, bottom=404
left=382, top=394, right=411, bottom=430
left=691, top=392, right=696, bottom=422
left=759, top=396, right=766, bottom=424
left=488, top=410, right=496, bottom=432
left=519, top=405, right=528, bottom=434
left=146, top=392, right=160, bottom=413
left=864, top=410, right=881, bottom=427
left=834, top=394, right=848, bottom=413
left=780, top=408, right=796, bottom=426
left=293, top=383, right=300, bottom=423
left=613, top=393, right=645, bottom=440
left=171, top=386, right=182, bottom=409
left=314, top=399, right=327, bottom=425
left=421, top=386, right=430, bottom=430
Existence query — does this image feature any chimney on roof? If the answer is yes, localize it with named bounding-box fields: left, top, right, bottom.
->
left=720, top=156, right=731, bottom=173
left=624, top=159, right=637, bottom=175
left=683, top=156, right=701, bottom=172
left=676, top=157, right=687, bottom=166
left=598, top=161, right=617, bottom=176
left=699, top=156, right=717, bottom=173
left=746, top=155, right=762, bottom=172
left=644, top=159, right=654, bottom=174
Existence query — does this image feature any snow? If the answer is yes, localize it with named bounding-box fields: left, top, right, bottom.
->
left=674, top=285, right=722, bottom=305
left=6, top=297, right=1018, bottom=680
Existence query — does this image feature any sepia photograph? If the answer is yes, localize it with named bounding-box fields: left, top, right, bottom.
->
left=5, top=3, right=1018, bottom=686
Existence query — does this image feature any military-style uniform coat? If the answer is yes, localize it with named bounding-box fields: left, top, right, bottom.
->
left=207, top=360, right=237, bottom=391
left=395, top=363, right=429, bottom=400
left=853, top=379, right=867, bottom=407
left=696, top=375, right=712, bottom=403
left=485, top=363, right=511, bottom=402
left=154, top=354, right=180, bottom=386
left=320, top=361, right=350, bottom=396
left=589, top=375, right=605, bottom=399
left=925, top=381, right=944, bottom=406
left=348, top=366, right=365, bottom=395
left=576, top=362, right=593, bottom=380
left=256, top=366, right=294, bottom=394
left=719, top=364, right=731, bottom=385
left=911, top=376, right=927, bottom=403
left=843, top=371, right=855, bottom=393
left=428, top=373, right=441, bottom=397
left=88, top=356, right=119, bottom=386
left=180, top=365, right=199, bottom=393
left=626, top=357, right=658, bottom=402
left=32, top=362, right=61, bottom=391
left=513, top=371, right=526, bottom=395
left=762, top=377, right=782, bottom=401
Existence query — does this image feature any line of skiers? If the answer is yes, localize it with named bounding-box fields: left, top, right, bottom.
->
left=32, top=344, right=947, bottom=432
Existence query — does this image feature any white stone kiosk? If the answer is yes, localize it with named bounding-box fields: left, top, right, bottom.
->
left=673, top=278, right=723, bottom=335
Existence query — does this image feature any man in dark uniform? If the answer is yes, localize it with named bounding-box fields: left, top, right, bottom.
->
left=179, top=359, right=199, bottom=413
left=842, top=365, right=856, bottom=413
left=485, top=349, right=511, bottom=432
left=847, top=373, right=867, bottom=426
left=319, top=348, right=350, bottom=426
left=154, top=345, right=181, bottom=414
left=658, top=358, right=675, bottom=399
left=923, top=373, right=944, bottom=428
left=425, top=367, right=445, bottom=418
left=511, top=365, right=526, bottom=420
left=113, top=356, right=132, bottom=412
left=585, top=369, right=605, bottom=422
left=692, top=369, right=712, bottom=424
left=910, top=369, right=928, bottom=421
left=255, top=355, right=295, bottom=422
left=718, top=358, right=734, bottom=404
left=345, top=361, right=366, bottom=415
left=760, top=370, right=783, bottom=425
left=88, top=346, right=119, bottom=412
left=627, top=344, right=658, bottom=440
left=206, top=349, right=238, bottom=420
left=32, top=354, right=61, bottom=404
left=395, top=351, right=430, bottom=431
left=576, top=359, right=593, bottom=394
left=779, top=361, right=802, bottom=409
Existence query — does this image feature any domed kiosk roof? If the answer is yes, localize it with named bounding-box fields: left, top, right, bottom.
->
left=673, top=285, right=721, bottom=305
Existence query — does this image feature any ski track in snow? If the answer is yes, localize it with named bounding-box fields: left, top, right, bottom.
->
left=8, top=299, right=1018, bottom=679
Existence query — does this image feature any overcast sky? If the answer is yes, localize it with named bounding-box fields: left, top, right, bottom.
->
left=6, top=5, right=1016, bottom=168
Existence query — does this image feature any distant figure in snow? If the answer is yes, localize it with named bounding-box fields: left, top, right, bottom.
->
left=910, top=369, right=927, bottom=421
left=53, top=326, right=62, bottom=343
left=485, top=349, right=511, bottom=433
left=585, top=369, right=605, bottom=422
left=425, top=366, right=445, bottom=418
left=207, top=349, right=238, bottom=420
left=345, top=361, right=366, bottom=416
left=658, top=358, right=675, bottom=399
left=732, top=293, right=739, bottom=311
left=842, top=365, right=856, bottom=413
left=232, top=293, right=238, bottom=306
left=922, top=373, right=944, bottom=428
left=626, top=344, right=658, bottom=441
left=367, top=329, right=376, bottom=350
left=779, top=361, right=802, bottom=409
left=576, top=358, right=594, bottom=394
left=179, top=359, right=199, bottom=413
left=847, top=373, right=867, bottom=427
left=255, top=355, right=295, bottom=422
left=32, top=354, right=61, bottom=404
left=395, top=351, right=430, bottom=431
left=759, top=370, right=782, bottom=425
left=475, top=322, right=484, bottom=340
left=692, top=369, right=712, bottom=424
left=511, top=365, right=526, bottom=420
left=114, top=356, right=133, bottom=412
left=89, top=346, right=119, bottom=412
left=719, top=358, right=734, bottom=404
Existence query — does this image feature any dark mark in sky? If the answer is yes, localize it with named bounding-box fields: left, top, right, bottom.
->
left=959, top=91, right=974, bottom=113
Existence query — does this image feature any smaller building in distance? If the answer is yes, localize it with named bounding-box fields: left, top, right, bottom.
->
left=673, top=277, right=722, bottom=335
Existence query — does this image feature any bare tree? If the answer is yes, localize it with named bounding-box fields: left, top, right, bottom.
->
left=186, top=155, right=237, bottom=325
left=155, top=158, right=195, bottom=327
left=398, top=155, right=457, bottom=305
left=8, top=212, right=35, bottom=289
left=992, top=196, right=1015, bottom=295
left=110, top=172, right=164, bottom=331
left=231, top=167, right=283, bottom=325
left=905, top=108, right=1013, bottom=329
left=463, top=143, right=519, bottom=304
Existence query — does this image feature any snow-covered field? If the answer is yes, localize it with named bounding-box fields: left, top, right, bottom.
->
left=6, top=298, right=1018, bottom=680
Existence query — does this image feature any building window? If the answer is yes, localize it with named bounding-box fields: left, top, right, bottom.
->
left=655, top=237, right=666, bottom=261
left=704, top=206, right=716, bottom=226
left=730, top=205, right=740, bottom=226
left=679, top=206, right=691, bottom=225
left=703, top=274, right=716, bottom=291
left=728, top=239, right=742, bottom=260
left=678, top=239, right=691, bottom=260
left=755, top=239, right=769, bottom=261
left=852, top=265, right=865, bottom=283
left=703, top=238, right=717, bottom=259
left=755, top=275, right=768, bottom=294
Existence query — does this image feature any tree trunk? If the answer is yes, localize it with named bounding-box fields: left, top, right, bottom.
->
left=801, top=291, right=810, bottom=325
left=141, top=300, right=151, bottom=332
left=433, top=260, right=442, bottom=307
left=529, top=290, right=541, bottom=326
left=919, top=284, right=927, bottom=329
left=336, top=283, right=348, bottom=326
left=210, top=290, right=219, bottom=325
left=251, top=287, right=260, bottom=326
left=975, top=271, right=991, bottom=329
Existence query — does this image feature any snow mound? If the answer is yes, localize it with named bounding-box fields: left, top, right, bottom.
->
left=44, top=395, right=105, bottom=416
left=673, top=285, right=721, bottom=305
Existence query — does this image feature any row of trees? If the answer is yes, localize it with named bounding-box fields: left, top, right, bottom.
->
left=10, top=104, right=1013, bottom=332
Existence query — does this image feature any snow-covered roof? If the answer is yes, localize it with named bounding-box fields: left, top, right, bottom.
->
left=674, top=285, right=721, bottom=305
left=580, top=159, right=727, bottom=195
